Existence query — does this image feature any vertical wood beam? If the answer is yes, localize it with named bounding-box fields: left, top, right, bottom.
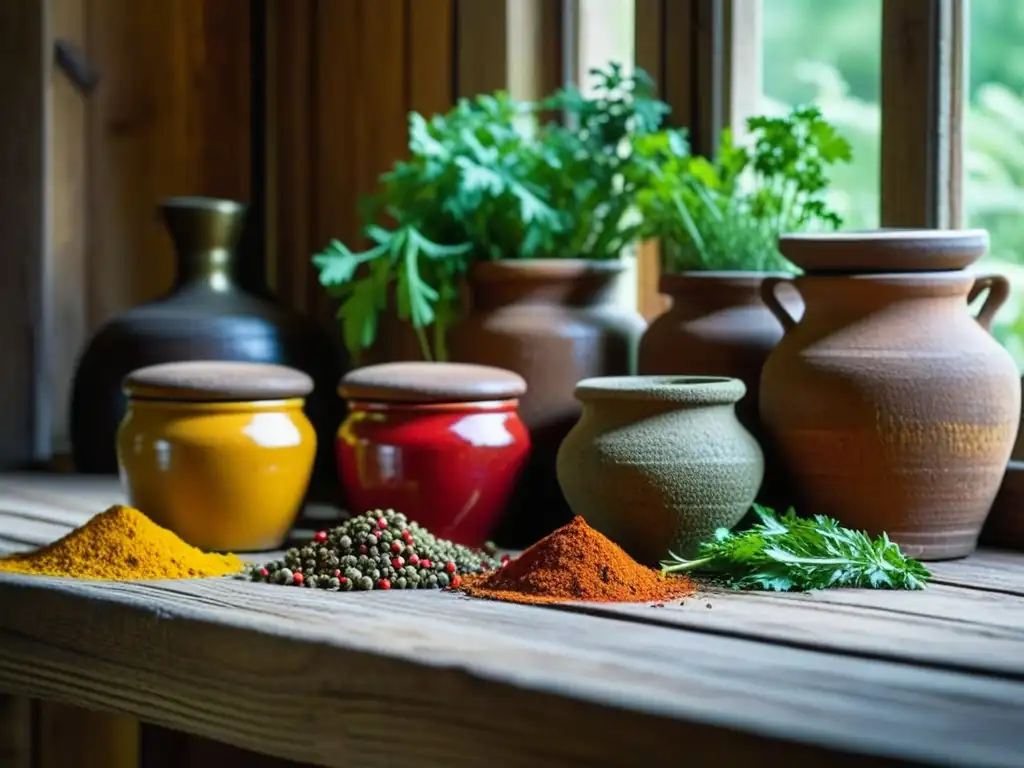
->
left=0, top=0, right=47, bottom=466
left=880, top=0, right=964, bottom=228
left=455, top=0, right=562, bottom=99
left=50, top=0, right=90, bottom=457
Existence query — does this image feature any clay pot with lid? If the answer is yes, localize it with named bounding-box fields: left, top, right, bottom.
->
left=336, top=362, right=530, bottom=548
left=447, top=259, right=647, bottom=546
left=117, top=361, right=318, bottom=552
left=759, top=230, right=1021, bottom=560
left=70, top=197, right=344, bottom=495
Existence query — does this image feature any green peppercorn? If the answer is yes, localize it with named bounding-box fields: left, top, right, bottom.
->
left=358, top=576, right=374, bottom=590
left=339, top=535, right=352, bottom=549
left=437, top=573, right=450, bottom=588
left=277, top=568, right=293, bottom=585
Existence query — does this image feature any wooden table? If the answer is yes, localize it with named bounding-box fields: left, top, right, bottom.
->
left=0, top=473, right=1023, bottom=767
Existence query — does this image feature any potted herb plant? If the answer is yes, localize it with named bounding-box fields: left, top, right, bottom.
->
left=634, top=105, right=852, bottom=436
left=312, top=64, right=659, bottom=545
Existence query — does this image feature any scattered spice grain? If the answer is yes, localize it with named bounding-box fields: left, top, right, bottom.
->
left=455, top=516, right=695, bottom=605
left=246, top=508, right=498, bottom=591
left=0, top=505, right=243, bottom=580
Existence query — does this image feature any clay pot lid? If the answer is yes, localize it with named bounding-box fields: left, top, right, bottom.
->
left=123, top=361, right=314, bottom=401
left=339, top=362, right=527, bottom=403
left=779, top=229, right=989, bottom=274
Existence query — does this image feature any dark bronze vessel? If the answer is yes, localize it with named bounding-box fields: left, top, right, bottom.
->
left=69, top=197, right=345, bottom=494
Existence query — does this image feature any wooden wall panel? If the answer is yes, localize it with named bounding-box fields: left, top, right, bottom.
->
left=50, top=0, right=90, bottom=456
left=270, top=0, right=457, bottom=355
left=409, top=0, right=455, bottom=115
left=85, top=0, right=252, bottom=330
left=0, top=0, right=47, bottom=467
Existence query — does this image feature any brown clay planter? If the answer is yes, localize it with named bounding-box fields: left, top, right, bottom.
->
left=447, top=259, right=647, bottom=547
left=759, top=231, right=1021, bottom=561
left=637, top=271, right=803, bottom=438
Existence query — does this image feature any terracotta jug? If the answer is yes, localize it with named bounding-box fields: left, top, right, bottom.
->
left=759, top=233, right=1020, bottom=560
left=447, top=259, right=647, bottom=547
left=69, top=197, right=345, bottom=495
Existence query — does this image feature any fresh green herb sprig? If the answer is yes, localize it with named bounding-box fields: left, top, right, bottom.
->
left=537, top=63, right=670, bottom=260
left=312, top=63, right=670, bottom=363
left=660, top=505, right=931, bottom=592
left=634, top=105, right=853, bottom=273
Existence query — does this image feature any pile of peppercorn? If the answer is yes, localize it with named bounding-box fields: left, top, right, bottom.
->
left=245, top=508, right=501, bottom=591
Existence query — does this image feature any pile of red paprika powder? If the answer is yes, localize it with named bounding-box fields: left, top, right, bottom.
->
left=453, top=516, right=695, bottom=605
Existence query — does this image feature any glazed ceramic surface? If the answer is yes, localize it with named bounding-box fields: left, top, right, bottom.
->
left=448, top=259, right=647, bottom=546
left=760, top=265, right=1021, bottom=560
left=336, top=362, right=530, bottom=547
left=117, top=362, right=318, bottom=552
left=71, top=197, right=343, bottom=490
left=556, top=376, right=764, bottom=566
left=118, top=399, right=316, bottom=552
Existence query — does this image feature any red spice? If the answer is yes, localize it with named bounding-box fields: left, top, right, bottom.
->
left=456, top=517, right=694, bottom=605
left=292, top=572, right=304, bottom=586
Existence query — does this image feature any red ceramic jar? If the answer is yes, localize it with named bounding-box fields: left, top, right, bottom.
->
left=336, top=362, right=530, bottom=547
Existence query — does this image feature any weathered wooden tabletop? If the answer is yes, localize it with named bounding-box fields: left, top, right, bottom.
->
left=0, top=473, right=1022, bottom=767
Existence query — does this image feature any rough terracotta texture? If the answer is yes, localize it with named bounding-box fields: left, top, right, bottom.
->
left=448, top=260, right=647, bottom=547
left=556, top=376, right=764, bottom=566
left=760, top=254, right=1021, bottom=560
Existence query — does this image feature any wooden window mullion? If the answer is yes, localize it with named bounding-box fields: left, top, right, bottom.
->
left=880, top=0, right=965, bottom=229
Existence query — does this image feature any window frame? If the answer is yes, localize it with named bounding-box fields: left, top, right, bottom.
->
left=628, top=0, right=968, bottom=317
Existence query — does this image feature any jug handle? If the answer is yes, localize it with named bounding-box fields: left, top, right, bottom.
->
left=969, top=274, right=1010, bottom=331
left=761, top=277, right=798, bottom=331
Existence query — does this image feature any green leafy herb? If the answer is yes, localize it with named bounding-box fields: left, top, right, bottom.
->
left=660, top=504, right=931, bottom=592
left=311, top=64, right=669, bottom=362
left=634, top=105, right=854, bottom=273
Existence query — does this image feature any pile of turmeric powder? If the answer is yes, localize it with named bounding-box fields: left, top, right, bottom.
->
left=0, top=505, right=243, bottom=580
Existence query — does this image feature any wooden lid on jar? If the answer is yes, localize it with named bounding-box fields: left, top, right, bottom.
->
left=339, top=362, right=527, bottom=403
left=123, top=361, right=314, bottom=401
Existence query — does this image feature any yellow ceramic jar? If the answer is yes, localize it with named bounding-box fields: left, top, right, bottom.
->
left=117, top=361, right=318, bottom=552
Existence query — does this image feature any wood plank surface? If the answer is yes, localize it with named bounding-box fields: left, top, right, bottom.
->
left=1, top=473, right=1024, bottom=766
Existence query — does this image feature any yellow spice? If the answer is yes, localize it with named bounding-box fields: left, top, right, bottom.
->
left=0, top=505, right=243, bottom=580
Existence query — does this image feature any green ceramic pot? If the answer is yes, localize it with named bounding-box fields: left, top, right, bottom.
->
left=555, top=375, right=764, bottom=565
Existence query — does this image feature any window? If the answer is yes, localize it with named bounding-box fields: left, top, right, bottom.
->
left=573, top=0, right=636, bottom=89
left=761, top=0, right=882, bottom=231
left=967, top=0, right=1024, bottom=367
